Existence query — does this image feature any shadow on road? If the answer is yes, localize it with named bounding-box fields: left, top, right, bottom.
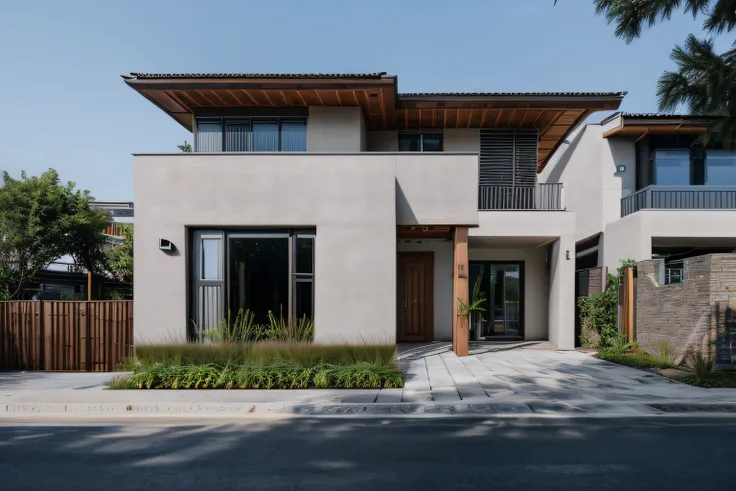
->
left=1, top=417, right=735, bottom=490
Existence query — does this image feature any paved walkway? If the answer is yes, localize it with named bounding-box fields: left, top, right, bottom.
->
left=3, top=346, right=736, bottom=418
left=395, top=344, right=736, bottom=404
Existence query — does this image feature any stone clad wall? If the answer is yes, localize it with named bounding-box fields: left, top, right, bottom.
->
left=636, top=256, right=712, bottom=362
left=636, top=254, right=736, bottom=364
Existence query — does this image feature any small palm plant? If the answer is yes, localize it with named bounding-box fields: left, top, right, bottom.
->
left=457, top=266, right=487, bottom=331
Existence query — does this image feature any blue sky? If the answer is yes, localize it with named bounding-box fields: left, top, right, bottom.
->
left=0, top=0, right=731, bottom=200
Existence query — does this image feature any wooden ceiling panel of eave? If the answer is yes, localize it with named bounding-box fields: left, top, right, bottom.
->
left=177, top=90, right=212, bottom=107
left=364, top=90, right=385, bottom=127
left=555, top=110, right=586, bottom=125
left=468, top=108, right=484, bottom=128
left=541, top=125, right=569, bottom=140
left=455, top=109, right=472, bottom=129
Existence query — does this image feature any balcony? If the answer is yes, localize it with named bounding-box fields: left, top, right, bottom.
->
left=621, top=185, right=736, bottom=217
left=478, top=183, right=564, bottom=211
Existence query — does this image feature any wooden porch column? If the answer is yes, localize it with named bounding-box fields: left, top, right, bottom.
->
left=453, top=226, right=469, bottom=357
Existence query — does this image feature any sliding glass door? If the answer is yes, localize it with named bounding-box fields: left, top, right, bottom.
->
left=469, top=261, right=524, bottom=339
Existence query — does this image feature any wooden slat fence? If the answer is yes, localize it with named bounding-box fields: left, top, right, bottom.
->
left=0, top=300, right=133, bottom=371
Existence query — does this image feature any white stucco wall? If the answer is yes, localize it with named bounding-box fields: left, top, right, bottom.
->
left=444, top=129, right=480, bottom=152
left=134, top=154, right=397, bottom=345
left=306, top=106, right=364, bottom=152
left=471, top=210, right=576, bottom=349
left=397, top=239, right=454, bottom=340
left=134, top=152, right=480, bottom=345
left=472, top=210, right=576, bottom=238
left=469, top=247, right=550, bottom=342
left=548, top=235, right=575, bottom=350
left=395, top=153, right=479, bottom=226
left=540, top=125, right=636, bottom=244
left=602, top=210, right=736, bottom=270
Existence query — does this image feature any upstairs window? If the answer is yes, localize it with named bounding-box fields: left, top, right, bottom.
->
left=653, top=150, right=690, bottom=186
left=398, top=133, right=443, bottom=152
left=705, top=150, right=736, bottom=186
left=195, top=118, right=306, bottom=152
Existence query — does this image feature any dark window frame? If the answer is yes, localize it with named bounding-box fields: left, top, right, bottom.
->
left=637, top=135, right=711, bottom=189
left=468, top=260, right=525, bottom=339
left=194, top=117, right=307, bottom=152
left=189, top=228, right=315, bottom=339
left=398, top=132, right=444, bottom=152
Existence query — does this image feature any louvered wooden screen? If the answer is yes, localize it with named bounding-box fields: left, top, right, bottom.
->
left=479, top=129, right=538, bottom=187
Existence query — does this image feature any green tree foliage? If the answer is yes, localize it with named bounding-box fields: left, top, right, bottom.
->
left=177, top=141, right=192, bottom=152
left=0, top=169, right=111, bottom=298
left=657, top=35, right=736, bottom=148
left=591, top=0, right=736, bottom=147
left=594, top=0, right=736, bottom=43
left=105, top=224, right=133, bottom=284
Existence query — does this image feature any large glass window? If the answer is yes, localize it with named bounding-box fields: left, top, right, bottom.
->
left=196, top=118, right=306, bottom=152
left=191, top=229, right=315, bottom=334
left=252, top=121, right=279, bottom=151
left=706, top=150, right=736, bottom=186
left=228, top=235, right=289, bottom=324
left=653, top=150, right=691, bottom=185
left=195, top=119, right=223, bottom=152
left=398, top=133, right=443, bottom=152
left=281, top=121, right=308, bottom=152
left=225, top=122, right=251, bottom=151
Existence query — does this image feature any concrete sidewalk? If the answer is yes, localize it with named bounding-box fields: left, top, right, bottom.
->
left=3, top=347, right=736, bottom=419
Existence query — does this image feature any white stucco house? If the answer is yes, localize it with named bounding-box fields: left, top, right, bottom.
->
left=540, top=112, right=736, bottom=282
left=124, top=72, right=624, bottom=352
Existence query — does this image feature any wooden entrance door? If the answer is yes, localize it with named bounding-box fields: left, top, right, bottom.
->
left=397, top=252, right=434, bottom=342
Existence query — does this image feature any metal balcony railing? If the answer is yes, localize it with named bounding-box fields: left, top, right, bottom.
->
left=478, top=183, right=564, bottom=210
left=621, top=185, right=736, bottom=217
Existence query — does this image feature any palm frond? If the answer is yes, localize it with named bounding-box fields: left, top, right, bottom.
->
left=595, top=0, right=736, bottom=43
left=657, top=33, right=736, bottom=148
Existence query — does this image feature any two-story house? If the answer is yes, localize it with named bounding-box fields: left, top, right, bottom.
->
left=541, top=112, right=736, bottom=282
left=124, top=72, right=624, bottom=352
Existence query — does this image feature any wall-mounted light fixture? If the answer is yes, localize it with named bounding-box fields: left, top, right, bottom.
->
left=159, top=238, right=175, bottom=252
left=617, top=165, right=627, bottom=173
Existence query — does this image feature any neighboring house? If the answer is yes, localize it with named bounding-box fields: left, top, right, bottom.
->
left=91, top=201, right=134, bottom=245
left=124, top=72, right=624, bottom=349
left=541, top=112, right=736, bottom=281
left=28, top=201, right=134, bottom=299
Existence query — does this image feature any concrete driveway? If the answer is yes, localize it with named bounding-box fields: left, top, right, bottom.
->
left=394, top=343, right=736, bottom=404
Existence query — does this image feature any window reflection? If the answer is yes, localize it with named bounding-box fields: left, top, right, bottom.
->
left=706, top=150, right=736, bottom=186
left=653, top=150, right=690, bottom=185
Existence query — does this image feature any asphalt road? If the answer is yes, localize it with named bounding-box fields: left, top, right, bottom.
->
left=0, top=416, right=733, bottom=490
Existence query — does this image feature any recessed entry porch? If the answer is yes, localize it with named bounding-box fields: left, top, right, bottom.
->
left=396, top=227, right=574, bottom=350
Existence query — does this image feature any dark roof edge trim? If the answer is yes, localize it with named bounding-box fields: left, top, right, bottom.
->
left=123, top=72, right=389, bottom=80
left=601, top=111, right=721, bottom=125
left=399, top=91, right=627, bottom=98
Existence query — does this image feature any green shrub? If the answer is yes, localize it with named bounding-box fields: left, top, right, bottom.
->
left=203, top=309, right=313, bottom=343
left=108, top=362, right=403, bottom=390
left=688, top=350, right=712, bottom=382
left=578, top=274, right=619, bottom=342
left=597, top=349, right=672, bottom=369
left=129, top=342, right=397, bottom=368
left=656, top=339, right=676, bottom=365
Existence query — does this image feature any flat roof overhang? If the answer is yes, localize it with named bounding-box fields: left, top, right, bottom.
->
left=602, top=113, right=714, bottom=139
left=123, top=73, right=625, bottom=172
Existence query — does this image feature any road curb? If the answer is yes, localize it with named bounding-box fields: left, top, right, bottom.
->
left=5, top=401, right=736, bottom=419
